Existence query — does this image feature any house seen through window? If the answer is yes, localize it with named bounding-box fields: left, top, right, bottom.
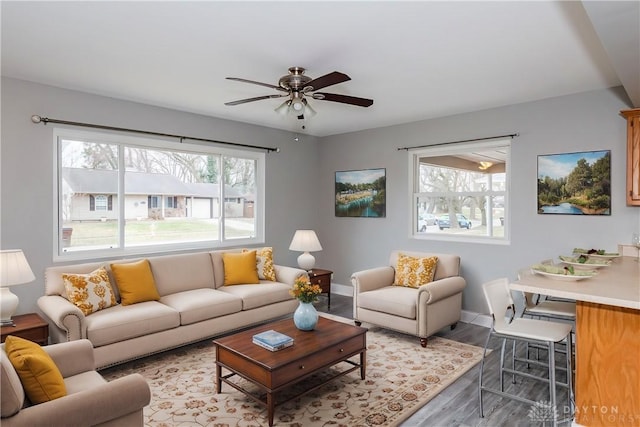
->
left=56, top=130, right=264, bottom=259
left=411, top=138, right=510, bottom=243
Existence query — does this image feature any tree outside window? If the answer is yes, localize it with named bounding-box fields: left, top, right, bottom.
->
left=411, top=138, right=510, bottom=242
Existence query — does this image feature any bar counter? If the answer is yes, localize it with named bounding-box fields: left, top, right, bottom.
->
left=512, top=256, right=640, bottom=426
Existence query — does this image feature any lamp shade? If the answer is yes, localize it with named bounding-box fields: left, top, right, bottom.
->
left=289, top=230, right=322, bottom=270
left=275, top=100, right=291, bottom=115
left=0, top=249, right=35, bottom=287
left=289, top=230, right=322, bottom=252
left=302, top=99, right=317, bottom=118
left=0, top=249, right=35, bottom=326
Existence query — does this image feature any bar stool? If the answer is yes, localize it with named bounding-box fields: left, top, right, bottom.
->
left=517, top=268, right=576, bottom=365
left=478, top=278, right=573, bottom=426
left=518, top=267, right=576, bottom=321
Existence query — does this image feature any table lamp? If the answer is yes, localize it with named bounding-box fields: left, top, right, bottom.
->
left=0, top=249, right=36, bottom=326
left=289, top=230, right=322, bottom=271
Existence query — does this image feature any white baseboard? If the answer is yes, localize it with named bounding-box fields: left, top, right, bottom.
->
left=330, top=283, right=352, bottom=296
left=460, top=310, right=492, bottom=328
left=332, top=283, right=491, bottom=329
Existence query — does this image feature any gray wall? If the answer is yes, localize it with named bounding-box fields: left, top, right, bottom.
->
left=317, top=86, right=639, bottom=313
left=2, top=77, right=638, bottom=316
left=0, top=77, right=320, bottom=315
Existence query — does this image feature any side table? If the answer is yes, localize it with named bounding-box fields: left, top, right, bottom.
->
left=308, top=268, right=333, bottom=310
left=1, top=313, right=49, bottom=345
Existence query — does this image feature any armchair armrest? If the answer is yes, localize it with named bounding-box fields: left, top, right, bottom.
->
left=351, top=266, right=395, bottom=294
left=274, top=265, right=308, bottom=286
left=37, top=295, right=86, bottom=341
left=8, top=374, right=150, bottom=426
left=418, top=276, right=466, bottom=305
left=45, top=339, right=95, bottom=376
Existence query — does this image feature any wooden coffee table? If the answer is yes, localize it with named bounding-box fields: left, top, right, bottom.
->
left=214, top=316, right=367, bottom=426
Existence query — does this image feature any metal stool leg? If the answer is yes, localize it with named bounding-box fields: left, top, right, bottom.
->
left=478, top=329, right=493, bottom=418
left=499, top=338, right=507, bottom=392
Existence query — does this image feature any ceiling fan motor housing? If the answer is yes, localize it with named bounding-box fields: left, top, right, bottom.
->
left=279, top=67, right=312, bottom=91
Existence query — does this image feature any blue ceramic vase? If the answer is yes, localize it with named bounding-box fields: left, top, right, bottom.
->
left=293, top=301, right=318, bottom=331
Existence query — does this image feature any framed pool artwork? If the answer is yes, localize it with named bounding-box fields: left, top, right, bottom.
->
left=335, top=168, right=386, bottom=217
left=537, top=150, right=611, bottom=215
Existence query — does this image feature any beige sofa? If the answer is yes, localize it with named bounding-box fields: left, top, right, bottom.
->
left=37, top=249, right=305, bottom=369
left=1, top=339, right=150, bottom=426
left=351, top=250, right=466, bottom=347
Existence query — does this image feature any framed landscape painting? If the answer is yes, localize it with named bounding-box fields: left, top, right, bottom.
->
left=537, top=150, right=611, bottom=215
left=335, top=168, right=386, bottom=217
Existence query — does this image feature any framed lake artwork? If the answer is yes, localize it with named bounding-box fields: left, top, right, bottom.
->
left=335, top=168, right=386, bottom=217
left=537, top=150, right=611, bottom=215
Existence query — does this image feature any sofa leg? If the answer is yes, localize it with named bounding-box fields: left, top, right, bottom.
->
left=420, top=338, right=427, bottom=347
left=451, top=322, right=458, bottom=330
left=354, top=320, right=362, bottom=326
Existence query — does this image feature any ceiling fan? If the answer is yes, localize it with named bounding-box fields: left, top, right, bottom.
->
left=225, top=67, right=374, bottom=120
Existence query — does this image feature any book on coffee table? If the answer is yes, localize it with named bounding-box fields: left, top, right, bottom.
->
left=252, top=330, right=293, bottom=351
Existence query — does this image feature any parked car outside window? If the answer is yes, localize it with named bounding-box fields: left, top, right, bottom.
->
left=437, top=214, right=472, bottom=230
left=418, top=214, right=437, bottom=231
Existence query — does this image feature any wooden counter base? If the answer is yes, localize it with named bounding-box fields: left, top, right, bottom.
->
left=575, top=301, right=640, bottom=426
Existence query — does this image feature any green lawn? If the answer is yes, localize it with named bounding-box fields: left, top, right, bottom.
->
left=64, top=218, right=255, bottom=248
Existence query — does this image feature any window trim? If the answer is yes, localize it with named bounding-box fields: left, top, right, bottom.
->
left=53, top=128, right=265, bottom=261
left=408, top=138, right=511, bottom=245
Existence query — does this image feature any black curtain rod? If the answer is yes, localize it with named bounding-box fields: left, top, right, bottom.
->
left=30, top=115, right=280, bottom=153
left=397, top=133, right=519, bottom=151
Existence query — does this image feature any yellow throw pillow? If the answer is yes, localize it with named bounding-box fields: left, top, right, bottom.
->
left=62, top=267, right=117, bottom=315
left=244, top=247, right=276, bottom=281
left=4, top=336, right=67, bottom=404
left=110, top=259, right=160, bottom=305
left=394, top=254, right=439, bottom=288
left=222, top=251, right=260, bottom=286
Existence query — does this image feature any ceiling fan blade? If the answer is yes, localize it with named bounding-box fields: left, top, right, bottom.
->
left=226, top=77, right=288, bottom=92
left=303, top=71, right=351, bottom=92
left=225, top=94, right=288, bottom=106
left=313, top=92, right=374, bottom=107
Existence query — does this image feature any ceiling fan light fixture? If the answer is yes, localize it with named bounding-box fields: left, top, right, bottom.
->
left=291, top=99, right=304, bottom=112
left=302, top=99, right=317, bottom=118
left=275, top=100, right=291, bottom=115
left=478, top=161, right=493, bottom=170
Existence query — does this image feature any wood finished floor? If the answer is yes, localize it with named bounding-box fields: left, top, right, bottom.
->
left=318, top=294, right=574, bottom=427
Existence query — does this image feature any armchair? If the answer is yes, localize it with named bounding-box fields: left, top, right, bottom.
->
left=351, top=250, right=466, bottom=347
left=1, top=339, right=150, bottom=426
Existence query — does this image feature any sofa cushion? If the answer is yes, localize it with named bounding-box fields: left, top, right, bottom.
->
left=1, top=349, right=25, bottom=417
left=84, top=301, right=180, bottom=347
left=394, top=254, right=438, bottom=288
left=62, top=267, right=118, bottom=315
left=390, top=250, right=460, bottom=281
left=358, top=286, right=417, bottom=319
left=219, top=282, right=293, bottom=310
left=44, top=261, right=112, bottom=298
left=111, top=259, right=160, bottom=305
left=210, top=249, right=241, bottom=288
left=4, top=336, right=67, bottom=404
left=222, top=251, right=260, bottom=286
left=160, top=289, right=243, bottom=325
left=147, top=252, right=215, bottom=296
left=245, top=247, right=276, bottom=281
left=64, top=370, right=107, bottom=395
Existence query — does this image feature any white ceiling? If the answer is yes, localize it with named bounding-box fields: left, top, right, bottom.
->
left=2, top=1, right=638, bottom=137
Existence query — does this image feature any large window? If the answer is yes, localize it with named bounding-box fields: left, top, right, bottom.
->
left=410, top=138, right=510, bottom=243
left=55, top=129, right=264, bottom=259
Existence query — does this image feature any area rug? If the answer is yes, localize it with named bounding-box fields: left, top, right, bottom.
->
left=102, top=316, right=485, bottom=427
